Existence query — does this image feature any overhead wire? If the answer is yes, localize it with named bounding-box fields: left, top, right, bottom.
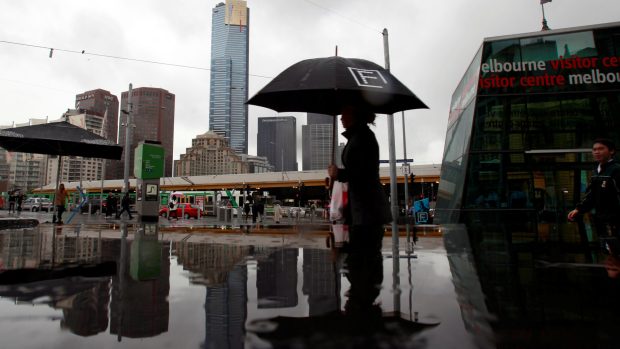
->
left=1, top=1, right=381, bottom=78
left=0, top=39, right=273, bottom=79
left=300, top=0, right=382, bottom=34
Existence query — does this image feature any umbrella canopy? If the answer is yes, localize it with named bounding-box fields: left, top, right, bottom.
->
left=247, top=56, right=428, bottom=115
left=0, top=121, right=122, bottom=159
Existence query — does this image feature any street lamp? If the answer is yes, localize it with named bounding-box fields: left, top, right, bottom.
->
left=99, top=101, right=110, bottom=215
left=121, top=83, right=133, bottom=194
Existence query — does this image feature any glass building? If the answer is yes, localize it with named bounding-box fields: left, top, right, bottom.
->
left=257, top=117, right=298, bottom=172
left=437, top=22, right=620, bottom=231
left=435, top=23, right=620, bottom=344
left=302, top=113, right=334, bottom=171
left=209, top=0, right=250, bottom=155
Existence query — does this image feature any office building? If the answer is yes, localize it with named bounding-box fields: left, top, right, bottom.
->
left=75, top=89, right=119, bottom=181
left=75, top=89, right=119, bottom=143
left=117, top=87, right=175, bottom=178
left=174, top=131, right=248, bottom=176
left=209, top=0, right=250, bottom=154
left=302, top=113, right=334, bottom=170
left=46, top=110, right=105, bottom=184
left=240, top=154, right=274, bottom=173
left=257, top=117, right=297, bottom=172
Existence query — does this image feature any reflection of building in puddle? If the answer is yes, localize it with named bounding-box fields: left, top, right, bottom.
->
left=175, top=242, right=252, bottom=285
left=0, top=229, right=43, bottom=269
left=110, top=239, right=170, bottom=339
left=0, top=227, right=119, bottom=269
left=303, top=249, right=340, bottom=316
left=174, top=241, right=251, bottom=349
left=256, top=248, right=298, bottom=308
left=58, top=281, right=110, bottom=336
left=0, top=277, right=111, bottom=337
left=204, top=264, right=247, bottom=349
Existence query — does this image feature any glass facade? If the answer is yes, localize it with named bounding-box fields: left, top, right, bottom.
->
left=302, top=113, right=334, bottom=171
left=257, top=117, right=298, bottom=172
left=209, top=0, right=250, bottom=155
left=435, top=24, right=620, bottom=343
left=437, top=23, right=620, bottom=232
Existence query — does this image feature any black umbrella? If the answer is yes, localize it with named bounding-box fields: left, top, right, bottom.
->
left=247, top=56, right=428, bottom=115
left=0, top=121, right=122, bottom=159
left=0, top=121, right=123, bottom=221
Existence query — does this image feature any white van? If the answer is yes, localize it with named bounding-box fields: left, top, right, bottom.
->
left=21, top=197, right=52, bottom=212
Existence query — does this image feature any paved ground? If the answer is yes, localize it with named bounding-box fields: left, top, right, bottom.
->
left=0, top=208, right=333, bottom=228
left=0, top=209, right=439, bottom=239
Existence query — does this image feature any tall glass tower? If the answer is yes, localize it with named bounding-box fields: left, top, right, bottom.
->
left=209, top=0, right=250, bottom=154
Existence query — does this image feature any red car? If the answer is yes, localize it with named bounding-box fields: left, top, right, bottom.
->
left=159, top=203, right=204, bottom=219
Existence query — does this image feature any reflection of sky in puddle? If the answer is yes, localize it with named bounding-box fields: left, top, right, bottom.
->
left=0, top=225, right=483, bottom=348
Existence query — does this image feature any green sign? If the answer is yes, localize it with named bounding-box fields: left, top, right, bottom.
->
left=134, top=143, right=164, bottom=179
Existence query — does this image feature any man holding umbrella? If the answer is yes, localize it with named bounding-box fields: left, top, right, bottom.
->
left=328, top=106, right=392, bottom=250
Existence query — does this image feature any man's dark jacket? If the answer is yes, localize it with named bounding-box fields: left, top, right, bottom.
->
left=576, top=159, right=620, bottom=223
left=336, top=123, right=391, bottom=226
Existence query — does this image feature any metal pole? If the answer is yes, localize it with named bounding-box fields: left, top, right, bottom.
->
left=384, top=28, right=401, bottom=314
left=401, top=111, right=409, bottom=218
left=123, top=83, right=133, bottom=195
left=402, top=111, right=411, bottom=248
left=383, top=28, right=399, bottom=249
left=100, top=102, right=109, bottom=215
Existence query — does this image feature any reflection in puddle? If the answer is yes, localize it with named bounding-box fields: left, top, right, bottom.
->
left=11, top=223, right=608, bottom=347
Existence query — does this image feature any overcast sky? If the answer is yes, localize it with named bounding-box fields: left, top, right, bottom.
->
left=1, top=0, right=619, bottom=168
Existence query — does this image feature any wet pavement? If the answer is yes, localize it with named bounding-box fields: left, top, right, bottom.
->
left=0, top=212, right=618, bottom=348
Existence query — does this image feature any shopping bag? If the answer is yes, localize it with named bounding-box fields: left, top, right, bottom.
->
left=329, top=181, right=348, bottom=222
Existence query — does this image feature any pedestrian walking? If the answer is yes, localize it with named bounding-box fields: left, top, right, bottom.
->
left=568, top=138, right=620, bottom=255
left=273, top=202, right=283, bottom=223
left=16, top=192, right=23, bottom=213
left=53, top=184, right=68, bottom=224
left=105, top=195, right=113, bottom=218
left=116, top=192, right=133, bottom=220
left=252, top=200, right=259, bottom=223
left=258, top=200, right=265, bottom=223
left=8, top=192, right=16, bottom=214
left=110, top=194, right=118, bottom=218
left=328, top=106, right=392, bottom=251
left=243, top=197, right=251, bottom=223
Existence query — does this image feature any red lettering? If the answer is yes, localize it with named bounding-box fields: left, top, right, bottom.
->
left=602, top=56, right=619, bottom=68
left=519, top=74, right=565, bottom=87
left=478, top=75, right=516, bottom=89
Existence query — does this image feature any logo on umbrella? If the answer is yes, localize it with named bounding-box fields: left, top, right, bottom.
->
left=348, top=67, right=388, bottom=89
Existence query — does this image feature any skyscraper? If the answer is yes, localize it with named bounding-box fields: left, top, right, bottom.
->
left=209, top=0, right=249, bottom=155
left=75, top=89, right=119, bottom=143
left=302, top=113, right=334, bottom=170
left=46, top=110, right=106, bottom=184
left=257, top=117, right=297, bottom=172
left=117, top=87, right=175, bottom=178
left=75, top=89, right=119, bottom=180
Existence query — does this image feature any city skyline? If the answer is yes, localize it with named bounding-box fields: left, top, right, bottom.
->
left=1, top=1, right=619, bottom=167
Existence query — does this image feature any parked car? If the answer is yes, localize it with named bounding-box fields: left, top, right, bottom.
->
left=159, top=203, right=204, bottom=219
left=21, top=197, right=52, bottom=212
left=281, top=206, right=306, bottom=218
left=79, top=198, right=107, bottom=214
